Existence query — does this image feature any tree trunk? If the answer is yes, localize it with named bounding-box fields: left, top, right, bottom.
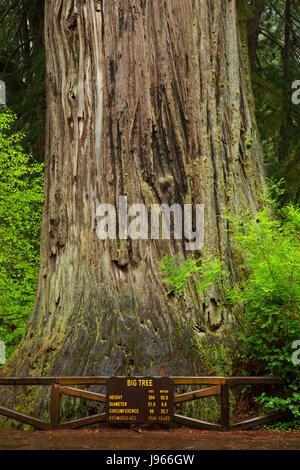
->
left=247, top=0, right=263, bottom=72
left=279, top=0, right=292, bottom=163
left=2, top=0, right=265, bottom=420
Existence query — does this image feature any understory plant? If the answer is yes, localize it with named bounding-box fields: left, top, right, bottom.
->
left=159, top=186, right=300, bottom=421
left=0, top=109, right=44, bottom=361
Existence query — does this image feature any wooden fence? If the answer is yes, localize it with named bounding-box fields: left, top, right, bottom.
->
left=0, top=376, right=289, bottom=431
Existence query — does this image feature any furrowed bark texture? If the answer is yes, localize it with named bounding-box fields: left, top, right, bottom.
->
left=2, top=0, right=265, bottom=419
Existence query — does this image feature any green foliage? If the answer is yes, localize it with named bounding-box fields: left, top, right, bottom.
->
left=225, top=206, right=299, bottom=361
left=0, top=109, right=44, bottom=360
left=0, top=0, right=46, bottom=162
left=159, top=195, right=300, bottom=419
left=159, top=252, right=225, bottom=296
left=256, top=391, right=300, bottom=418
left=224, top=206, right=300, bottom=421
left=252, top=0, right=300, bottom=203
left=198, top=342, right=234, bottom=377
left=262, top=418, right=300, bottom=431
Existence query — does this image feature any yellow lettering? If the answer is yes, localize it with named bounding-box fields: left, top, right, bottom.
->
left=127, top=379, right=137, bottom=386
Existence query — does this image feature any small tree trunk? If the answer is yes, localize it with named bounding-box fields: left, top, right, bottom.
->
left=247, top=0, right=263, bottom=72
left=279, top=0, right=292, bottom=163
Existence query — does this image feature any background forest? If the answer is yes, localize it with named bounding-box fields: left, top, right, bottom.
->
left=0, top=0, right=299, bottom=426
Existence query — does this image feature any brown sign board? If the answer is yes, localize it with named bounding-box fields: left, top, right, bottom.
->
left=106, top=377, right=174, bottom=424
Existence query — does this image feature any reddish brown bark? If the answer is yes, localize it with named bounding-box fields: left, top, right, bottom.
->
left=1, top=0, right=265, bottom=421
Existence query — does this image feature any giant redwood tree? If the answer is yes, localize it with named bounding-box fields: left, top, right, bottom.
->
left=2, top=0, right=266, bottom=417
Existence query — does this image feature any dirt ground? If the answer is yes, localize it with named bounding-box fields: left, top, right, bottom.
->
left=0, top=427, right=299, bottom=450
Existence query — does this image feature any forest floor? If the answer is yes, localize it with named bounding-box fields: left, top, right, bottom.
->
left=0, top=427, right=299, bottom=450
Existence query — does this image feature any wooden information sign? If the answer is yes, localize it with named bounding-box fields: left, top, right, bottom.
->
left=106, top=377, right=174, bottom=424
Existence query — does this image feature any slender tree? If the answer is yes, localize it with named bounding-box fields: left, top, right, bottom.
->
left=247, top=0, right=264, bottom=72
left=279, top=0, right=293, bottom=163
left=2, top=0, right=266, bottom=418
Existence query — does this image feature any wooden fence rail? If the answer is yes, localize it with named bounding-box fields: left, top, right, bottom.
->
left=0, top=376, right=289, bottom=431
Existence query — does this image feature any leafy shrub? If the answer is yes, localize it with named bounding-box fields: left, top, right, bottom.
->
left=0, top=109, right=44, bottom=360
left=257, top=391, right=300, bottom=419
left=159, top=192, right=300, bottom=419
left=225, top=204, right=300, bottom=384
left=159, top=251, right=225, bottom=296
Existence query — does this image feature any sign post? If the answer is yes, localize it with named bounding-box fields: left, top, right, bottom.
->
left=106, top=377, right=174, bottom=424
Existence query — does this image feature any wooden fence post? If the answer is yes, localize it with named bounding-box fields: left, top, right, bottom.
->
left=50, top=384, right=61, bottom=429
left=220, top=384, right=230, bottom=431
